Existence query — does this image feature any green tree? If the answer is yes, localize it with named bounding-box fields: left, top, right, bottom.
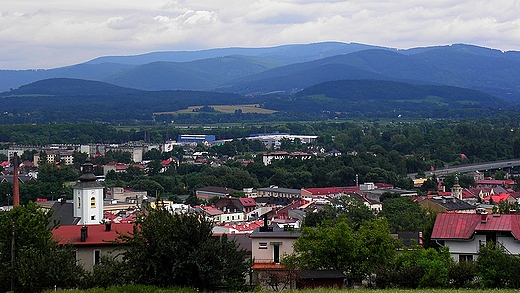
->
left=290, top=217, right=395, bottom=285
left=120, top=209, right=250, bottom=290
left=0, top=202, right=84, bottom=292
left=379, top=196, right=426, bottom=232
left=477, top=242, right=520, bottom=288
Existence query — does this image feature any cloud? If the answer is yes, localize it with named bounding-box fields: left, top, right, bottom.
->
left=0, top=0, right=519, bottom=69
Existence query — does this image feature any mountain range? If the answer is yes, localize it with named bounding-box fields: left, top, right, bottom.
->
left=1, top=42, right=520, bottom=124
left=2, top=42, right=520, bottom=102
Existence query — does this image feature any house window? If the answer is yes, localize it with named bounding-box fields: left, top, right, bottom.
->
left=273, top=244, right=280, bottom=263
left=78, top=197, right=81, bottom=209
left=91, top=197, right=96, bottom=208
left=459, top=254, right=473, bottom=262
left=94, top=249, right=101, bottom=265
left=259, top=242, right=268, bottom=249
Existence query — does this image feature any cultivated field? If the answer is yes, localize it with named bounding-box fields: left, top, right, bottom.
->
left=154, top=104, right=277, bottom=115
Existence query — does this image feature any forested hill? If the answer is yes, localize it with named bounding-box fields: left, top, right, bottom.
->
left=2, top=78, right=142, bottom=96
left=294, top=80, right=503, bottom=108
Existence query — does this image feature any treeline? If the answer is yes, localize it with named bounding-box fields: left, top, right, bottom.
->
left=0, top=204, right=250, bottom=292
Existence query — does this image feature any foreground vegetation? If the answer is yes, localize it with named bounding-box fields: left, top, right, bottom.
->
left=45, top=286, right=520, bottom=293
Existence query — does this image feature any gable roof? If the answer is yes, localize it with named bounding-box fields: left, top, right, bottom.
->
left=432, top=213, right=520, bottom=240
left=422, top=196, right=476, bottom=211
left=239, top=197, right=256, bottom=207
left=53, top=223, right=134, bottom=246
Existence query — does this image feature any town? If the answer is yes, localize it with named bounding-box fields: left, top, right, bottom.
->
left=3, top=124, right=520, bottom=291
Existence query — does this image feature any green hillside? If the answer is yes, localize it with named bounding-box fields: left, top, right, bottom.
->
left=2, top=78, right=141, bottom=96
left=102, top=55, right=283, bottom=91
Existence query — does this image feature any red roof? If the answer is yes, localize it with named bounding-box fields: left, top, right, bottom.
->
left=239, top=197, right=256, bottom=207
left=53, top=223, right=134, bottom=246
left=483, top=193, right=513, bottom=203
left=432, top=213, right=520, bottom=240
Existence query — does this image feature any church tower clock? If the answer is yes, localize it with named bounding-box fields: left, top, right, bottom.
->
left=73, top=158, right=104, bottom=225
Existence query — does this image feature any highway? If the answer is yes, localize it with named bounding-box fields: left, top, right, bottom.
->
left=408, top=159, right=520, bottom=178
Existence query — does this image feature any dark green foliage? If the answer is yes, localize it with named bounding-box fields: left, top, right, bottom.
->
left=85, top=255, right=129, bottom=288
left=374, top=246, right=453, bottom=288
left=0, top=203, right=84, bottom=292
left=290, top=218, right=396, bottom=285
left=119, top=209, right=250, bottom=290
left=303, top=196, right=374, bottom=228
left=477, top=242, right=520, bottom=288
left=448, top=260, right=477, bottom=288
left=379, top=196, right=426, bottom=232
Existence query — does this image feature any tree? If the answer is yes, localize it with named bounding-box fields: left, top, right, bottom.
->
left=290, top=217, right=395, bottom=285
left=303, top=195, right=374, bottom=228
left=375, top=245, right=452, bottom=288
left=0, top=202, right=84, bottom=292
left=119, top=208, right=250, bottom=290
left=379, top=196, right=426, bottom=232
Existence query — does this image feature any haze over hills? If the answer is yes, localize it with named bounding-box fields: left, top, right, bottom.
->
left=1, top=41, right=520, bottom=125
left=2, top=41, right=520, bottom=103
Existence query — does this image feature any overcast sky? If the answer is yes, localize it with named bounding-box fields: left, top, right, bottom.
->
left=1, top=0, right=519, bottom=70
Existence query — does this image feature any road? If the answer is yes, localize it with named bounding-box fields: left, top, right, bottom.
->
left=408, top=159, right=520, bottom=178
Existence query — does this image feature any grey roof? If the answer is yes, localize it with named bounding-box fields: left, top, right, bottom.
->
left=50, top=201, right=81, bottom=226
left=250, top=225, right=301, bottom=238
left=196, top=186, right=238, bottom=194
left=0, top=174, right=35, bottom=183
left=430, top=196, right=476, bottom=211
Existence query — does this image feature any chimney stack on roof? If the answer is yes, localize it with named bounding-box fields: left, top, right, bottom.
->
left=480, top=212, right=488, bottom=223
left=80, top=225, right=88, bottom=242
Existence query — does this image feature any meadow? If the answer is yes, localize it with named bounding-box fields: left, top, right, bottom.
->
left=154, top=104, right=278, bottom=115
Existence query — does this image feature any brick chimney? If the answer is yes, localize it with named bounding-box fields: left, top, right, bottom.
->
left=480, top=212, right=488, bottom=223
left=13, top=152, right=20, bottom=207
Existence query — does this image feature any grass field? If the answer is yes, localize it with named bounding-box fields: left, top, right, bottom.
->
left=47, top=286, right=520, bottom=293
left=154, top=104, right=277, bottom=115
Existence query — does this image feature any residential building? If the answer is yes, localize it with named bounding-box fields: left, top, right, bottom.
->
left=418, top=196, right=476, bottom=214
left=250, top=220, right=302, bottom=286
left=196, top=186, right=238, bottom=200
left=53, top=223, right=133, bottom=271
left=431, top=212, right=520, bottom=262
left=256, top=186, right=301, bottom=199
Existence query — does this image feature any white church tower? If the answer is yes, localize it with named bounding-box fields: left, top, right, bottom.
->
left=73, top=158, right=104, bottom=225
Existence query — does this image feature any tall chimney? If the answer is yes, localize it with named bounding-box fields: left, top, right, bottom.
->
left=13, top=153, right=20, bottom=207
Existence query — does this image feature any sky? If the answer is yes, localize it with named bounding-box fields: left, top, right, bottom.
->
left=1, top=0, right=519, bottom=70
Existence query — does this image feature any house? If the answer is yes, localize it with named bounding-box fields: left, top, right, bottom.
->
left=431, top=212, right=520, bottom=262
left=483, top=193, right=516, bottom=205
left=418, top=196, right=476, bottom=214
left=196, top=186, right=238, bottom=200
left=250, top=219, right=302, bottom=287
left=256, top=186, right=301, bottom=199
left=53, top=223, right=133, bottom=271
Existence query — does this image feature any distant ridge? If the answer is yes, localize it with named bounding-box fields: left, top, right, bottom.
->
left=1, top=42, right=520, bottom=102
left=2, top=78, right=141, bottom=96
